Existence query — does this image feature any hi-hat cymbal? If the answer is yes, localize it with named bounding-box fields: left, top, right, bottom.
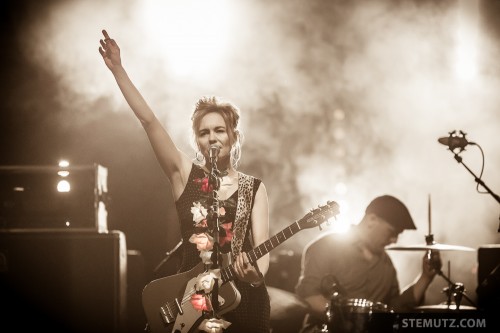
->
left=386, top=242, right=475, bottom=252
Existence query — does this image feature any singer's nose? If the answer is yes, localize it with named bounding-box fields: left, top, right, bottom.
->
left=208, top=131, right=217, bottom=143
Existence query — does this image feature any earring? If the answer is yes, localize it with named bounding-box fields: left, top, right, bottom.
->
left=195, top=151, right=204, bottom=162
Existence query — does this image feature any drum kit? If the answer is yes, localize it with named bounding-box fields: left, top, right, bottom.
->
left=318, top=195, right=480, bottom=333
left=315, top=131, right=499, bottom=333
left=316, top=239, right=478, bottom=333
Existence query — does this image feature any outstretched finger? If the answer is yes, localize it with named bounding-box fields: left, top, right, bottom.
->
left=102, top=29, right=110, bottom=39
left=98, top=46, right=105, bottom=57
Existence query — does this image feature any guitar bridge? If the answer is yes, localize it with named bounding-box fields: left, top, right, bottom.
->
left=175, top=298, right=183, bottom=315
left=160, top=298, right=184, bottom=325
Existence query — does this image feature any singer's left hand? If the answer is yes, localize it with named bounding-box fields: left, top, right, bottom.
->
left=234, top=252, right=263, bottom=285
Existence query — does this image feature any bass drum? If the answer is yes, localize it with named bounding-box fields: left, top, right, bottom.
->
left=327, top=298, right=393, bottom=333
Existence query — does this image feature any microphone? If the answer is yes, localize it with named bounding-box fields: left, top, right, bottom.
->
left=209, top=145, right=220, bottom=160
left=438, top=130, right=474, bottom=151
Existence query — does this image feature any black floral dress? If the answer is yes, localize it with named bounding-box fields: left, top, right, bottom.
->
left=175, top=164, right=270, bottom=333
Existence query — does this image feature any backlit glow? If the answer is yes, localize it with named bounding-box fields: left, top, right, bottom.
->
left=138, top=0, right=234, bottom=78
left=454, top=0, right=479, bottom=81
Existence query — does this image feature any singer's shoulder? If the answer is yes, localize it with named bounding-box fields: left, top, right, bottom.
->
left=236, top=171, right=265, bottom=193
left=237, top=170, right=261, bottom=182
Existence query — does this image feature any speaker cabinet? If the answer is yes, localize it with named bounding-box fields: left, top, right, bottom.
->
left=0, top=230, right=127, bottom=333
left=477, top=244, right=500, bottom=312
left=0, top=164, right=108, bottom=232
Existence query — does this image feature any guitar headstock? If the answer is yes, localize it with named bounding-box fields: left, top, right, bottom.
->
left=297, top=201, right=340, bottom=230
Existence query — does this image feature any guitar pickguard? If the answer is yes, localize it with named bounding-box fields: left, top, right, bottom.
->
left=142, top=259, right=241, bottom=333
left=172, top=277, right=240, bottom=333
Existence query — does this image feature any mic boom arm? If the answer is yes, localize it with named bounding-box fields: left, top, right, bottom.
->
left=439, top=130, right=500, bottom=232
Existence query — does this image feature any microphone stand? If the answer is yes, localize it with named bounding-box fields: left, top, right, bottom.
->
left=207, top=154, right=222, bottom=314
left=449, top=150, right=500, bottom=232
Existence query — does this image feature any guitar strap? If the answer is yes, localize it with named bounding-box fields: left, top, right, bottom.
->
left=231, top=172, right=255, bottom=259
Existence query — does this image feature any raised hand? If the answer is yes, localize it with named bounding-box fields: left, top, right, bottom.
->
left=98, top=29, right=121, bottom=71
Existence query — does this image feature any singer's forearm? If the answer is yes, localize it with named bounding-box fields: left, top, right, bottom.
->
left=112, top=66, right=157, bottom=126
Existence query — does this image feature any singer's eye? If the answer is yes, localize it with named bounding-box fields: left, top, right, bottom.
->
left=213, top=126, right=226, bottom=133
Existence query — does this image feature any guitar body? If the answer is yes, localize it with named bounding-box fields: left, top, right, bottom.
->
left=142, top=259, right=241, bottom=333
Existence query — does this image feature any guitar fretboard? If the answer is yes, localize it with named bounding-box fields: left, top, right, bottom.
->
left=220, top=221, right=302, bottom=283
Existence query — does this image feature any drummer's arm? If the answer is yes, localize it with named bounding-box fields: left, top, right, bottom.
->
left=395, top=251, right=440, bottom=310
left=304, top=294, right=330, bottom=319
left=412, top=251, right=440, bottom=304
left=296, top=239, right=333, bottom=320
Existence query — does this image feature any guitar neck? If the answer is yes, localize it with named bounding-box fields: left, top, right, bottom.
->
left=220, top=221, right=302, bottom=283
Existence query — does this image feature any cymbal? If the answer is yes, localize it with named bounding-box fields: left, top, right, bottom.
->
left=415, top=304, right=477, bottom=312
left=386, top=242, right=475, bottom=252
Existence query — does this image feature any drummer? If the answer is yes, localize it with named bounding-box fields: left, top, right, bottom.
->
left=295, top=195, right=441, bottom=331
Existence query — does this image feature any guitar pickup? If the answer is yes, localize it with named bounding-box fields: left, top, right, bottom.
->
left=160, top=303, right=175, bottom=324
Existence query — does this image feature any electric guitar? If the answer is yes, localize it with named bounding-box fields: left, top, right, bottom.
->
left=142, top=200, right=340, bottom=333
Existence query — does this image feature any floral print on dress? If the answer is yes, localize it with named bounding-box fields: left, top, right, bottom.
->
left=190, top=293, right=209, bottom=312
left=188, top=176, right=237, bottom=314
left=194, top=177, right=213, bottom=194
left=188, top=177, right=236, bottom=252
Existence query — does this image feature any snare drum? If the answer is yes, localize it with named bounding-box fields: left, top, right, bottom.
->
left=327, top=298, right=393, bottom=333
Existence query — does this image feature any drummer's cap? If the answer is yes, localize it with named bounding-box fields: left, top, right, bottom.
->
left=365, top=195, right=417, bottom=232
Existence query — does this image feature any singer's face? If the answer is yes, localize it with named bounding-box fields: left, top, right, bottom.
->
left=196, top=112, right=232, bottom=161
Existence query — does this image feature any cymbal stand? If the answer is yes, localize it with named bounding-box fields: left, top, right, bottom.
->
left=444, top=261, right=453, bottom=307
left=426, top=234, right=476, bottom=308
left=425, top=195, right=476, bottom=308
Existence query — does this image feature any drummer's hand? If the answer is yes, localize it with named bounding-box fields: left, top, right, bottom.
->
left=234, top=252, right=263, bottom=286
left=99, top=29, right=122, bottom=71
left=423, top=250, right=441, bottom=280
